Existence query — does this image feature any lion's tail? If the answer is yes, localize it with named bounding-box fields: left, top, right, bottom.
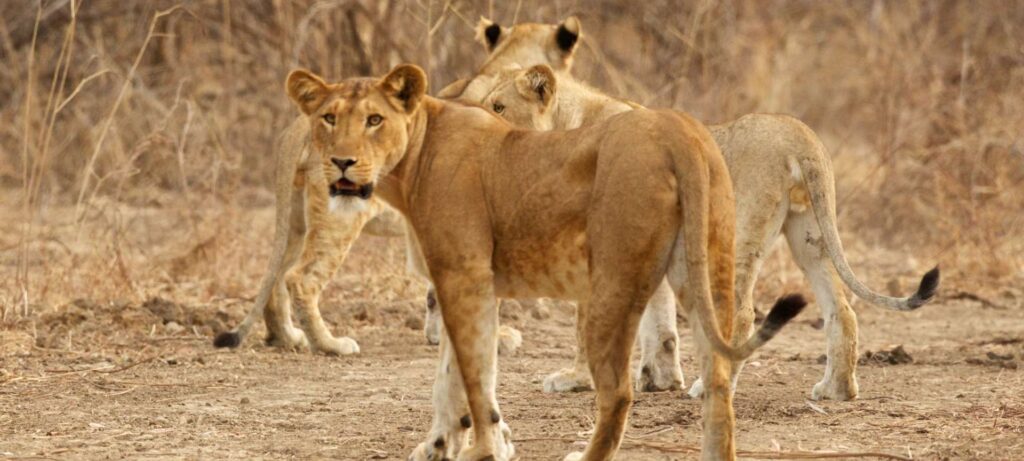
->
left=668, top=113, right=806, bottom=362
left=793, top=144, right=939, bottom=312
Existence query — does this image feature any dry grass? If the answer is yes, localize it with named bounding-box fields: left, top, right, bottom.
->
left=1, top=0, right=1021, bottom=319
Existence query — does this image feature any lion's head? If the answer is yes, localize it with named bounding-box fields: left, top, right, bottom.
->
left=476, top=16, right=581, bottom=73
left=285, top=64, right=427, bottom=201
left=441, top=16, right=581, bottom=101
left=475, top=64, right=557, bottom=131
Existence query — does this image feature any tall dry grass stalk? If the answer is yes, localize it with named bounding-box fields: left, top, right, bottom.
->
left=0, top=0, right=1021, bottom=318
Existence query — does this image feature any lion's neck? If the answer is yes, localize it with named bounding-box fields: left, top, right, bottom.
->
left=380, top=97, right=513, bottom=216
left=551, top=73, right=638, bottom=130
left=377, top=105, right=429, bottom=216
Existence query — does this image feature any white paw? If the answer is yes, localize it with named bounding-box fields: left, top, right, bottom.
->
left=315, top=336, right=360, bottom=356
left=497, top=325, right=523, bottom=356
left=267, top=326, right=309, bottom=349
left=543, top=367, right=594, bottom=393
left=407, top=440, right=435, bottom=461
left=409, top=427, right=468, bottom=461
left=811, top=378, right=857, bottom=401
left=687, top=378, right=705, bottom=399
left=563, top=452, right=584, bottom=461
left=496, top=420, right=515, bottom=460
left=449, top=421, right=514, bottom=461
left=636, top=359, right=684, bottom=393
left=689, top=376, right=741, bottom=399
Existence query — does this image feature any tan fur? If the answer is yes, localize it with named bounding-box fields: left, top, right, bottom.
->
left=284, top=65, right=794, bottom=461
left=215, top=73, right=412, bottom=355
left=471, top=65, right=865, bottom=400
left=458, top=18, right=937, bottom=402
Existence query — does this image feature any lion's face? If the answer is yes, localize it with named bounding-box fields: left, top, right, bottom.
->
left=471, top=65, right=557, bottom=131
left=285, top=65, right=427, bottom=201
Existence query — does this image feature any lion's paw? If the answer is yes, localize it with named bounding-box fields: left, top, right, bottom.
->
left=636, top=357, right=684, bottom=393
left=497, top=325, right=523, bottom=356
left=811, top=377, right=857, bottom=401
left=454, top=425, right=515, bottom=461
left=265, top=326, right=309, bottom=350
left=543, top=367, right=593, bottom=393
left=563, top=452, right=584, bottom=461
left=687, top=378, right=705, bottom=399
left=687, top=376, right=741, bottom=399
left=408, top=418, right=470, bottom=461
left=409, top=420, right=513, bottom=461
left=409, top=439, right=452, bottom=461
left=314, top=336, right=360, bottom=356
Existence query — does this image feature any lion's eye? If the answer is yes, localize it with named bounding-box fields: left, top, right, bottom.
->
left=322, top=113, right=336, bottom=126
left=492, top=102, right=505, bottom=114
left=367, top=114, right=383, bottom=127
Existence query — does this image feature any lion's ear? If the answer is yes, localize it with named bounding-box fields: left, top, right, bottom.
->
left=556, top=16, right=581, bottom=55
left=515, top=65, right=557, bottom=108
left=437, top=78, right=471, bottom=100
left=379, top=64, right=428, bottom=113
left=475, top=17, right=504, bottom=51
left=286, top=69, right=329, bottom=115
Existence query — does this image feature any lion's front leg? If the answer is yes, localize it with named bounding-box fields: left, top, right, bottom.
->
left=409, top=333, right=471, bottom=460
left=426, top=268, right=513, bottom=461
left=284, top=201, right=375, bottom=356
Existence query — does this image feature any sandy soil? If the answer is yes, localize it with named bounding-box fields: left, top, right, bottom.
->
left=2, top=215, right=1023, bottom=461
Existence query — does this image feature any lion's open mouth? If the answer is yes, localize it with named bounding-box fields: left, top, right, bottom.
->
left=329, top=178, right=374, bottom=199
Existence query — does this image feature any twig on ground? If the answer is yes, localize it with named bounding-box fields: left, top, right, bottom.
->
left=43, top=355, right=159, bottom=375
left=514, top=436, right=912, bottom=460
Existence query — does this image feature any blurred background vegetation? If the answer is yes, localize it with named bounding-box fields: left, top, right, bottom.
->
left=1, top=0, right=1021, bottom=316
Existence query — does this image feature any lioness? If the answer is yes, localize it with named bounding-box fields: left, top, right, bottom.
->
left=281, top=64, right=804, bottom=461
left=442, top=16, right=940, bottom=401
left=212, top=17, right=589, bottom=357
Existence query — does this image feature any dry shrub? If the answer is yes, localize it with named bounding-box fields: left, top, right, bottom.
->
left=1, top=0, right=1020, bottom=316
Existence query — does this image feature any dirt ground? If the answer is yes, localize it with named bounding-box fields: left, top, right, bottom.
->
left=2, top=207, right=1023, bottom=461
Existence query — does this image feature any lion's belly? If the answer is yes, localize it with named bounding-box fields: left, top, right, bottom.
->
left=492, top=230, right=590, bottom=301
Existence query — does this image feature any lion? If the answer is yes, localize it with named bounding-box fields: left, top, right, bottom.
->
left=444, top=16, right=940, bottom=402
left=211, top=17, right=592, bottom=358
left=280, top=64, right=805, bottom=461
left=210, top=109, right=411, bottom=355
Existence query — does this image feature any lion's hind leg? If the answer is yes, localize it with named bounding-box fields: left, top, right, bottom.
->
left=543, top=300, right=595, bottom=393
left=567, top=279, right=651, bottom=461
left=570, top=200, right=673, bottom=460
left=264, top=186, right=310, bottom=348
left=784, top=209, right=859, bottom=401
left=688, top=188, right=788, bottom=399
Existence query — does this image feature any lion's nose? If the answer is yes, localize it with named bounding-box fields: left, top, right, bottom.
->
left=331, top=158, right=357, bottom=171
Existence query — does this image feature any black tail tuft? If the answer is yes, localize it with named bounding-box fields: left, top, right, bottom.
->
left=213, top=331, right=241, bottom=348
left=764, top=294, right=808, bottom=328
left=907, top=266, right=940, bottom=309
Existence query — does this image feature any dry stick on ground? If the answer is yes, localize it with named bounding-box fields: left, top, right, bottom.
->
left=513, top=437, right=912, bottom=461
left=43, top=355, right=160, bottom=375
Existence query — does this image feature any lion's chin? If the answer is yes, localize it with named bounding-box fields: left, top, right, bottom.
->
left=330, top=178, right=374, bottom=200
